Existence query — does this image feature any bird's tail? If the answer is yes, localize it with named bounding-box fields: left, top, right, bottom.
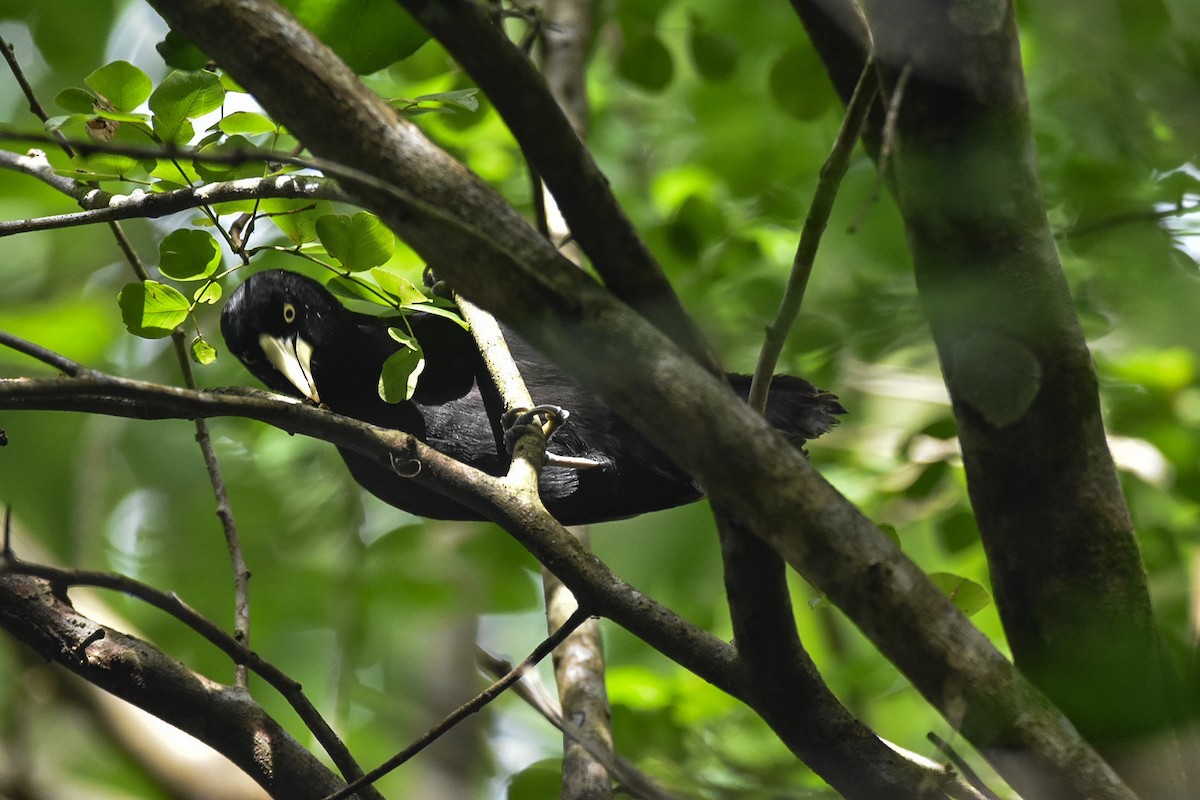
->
left=728, top=374, right=845, bottom=444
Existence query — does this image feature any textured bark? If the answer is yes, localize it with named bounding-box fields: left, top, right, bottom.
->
left=0, top=573, right=356, bottom=799
left=718, top=514, right=942, bottom=799
left=857, top=3, right=1179, bottom=793
left=129, top=2, right=1139, bottom=796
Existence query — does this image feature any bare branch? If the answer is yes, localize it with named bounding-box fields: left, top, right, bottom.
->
left=395, top=0, right=719, bottom=369
left=0, top=555, right=382, bottom=799
left=476, top=645, right=679, bottom=800
left=0, top=572, right=359, bottom=799
left=0, top=152, right=345, bottom=237
left=0, top=366, right=743, bottom=699
left=748, top=59, right=878, bottom=412
left=134, top=3, right=1140, bottom=795
left=321, top=606, right=592, bottom=800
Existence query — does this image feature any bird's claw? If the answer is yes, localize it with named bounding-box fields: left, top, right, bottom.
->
left=502, top=404, right=570, bottom=453
left=421, top=264, right=453, bottom=299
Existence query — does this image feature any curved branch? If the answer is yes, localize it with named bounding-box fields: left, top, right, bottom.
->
left=136, top=3, right=1138, bottom=796
left=0, top=365, right=742, bottom=698
left=0, top=151, right=347, bottom=237
left=394, top=0, right=718, bottom=369
left=0, top=572, right=355, bottom=799
left=0, top=558, right=381, bottom=799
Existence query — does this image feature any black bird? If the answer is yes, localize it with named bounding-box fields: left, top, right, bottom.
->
left=220, top=270, right=843, bottom=525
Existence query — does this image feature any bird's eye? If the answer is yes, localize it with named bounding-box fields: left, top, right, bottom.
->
left=283, top=302, right=297, bottom=324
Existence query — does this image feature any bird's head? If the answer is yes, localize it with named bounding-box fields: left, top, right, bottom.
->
left=220, top=270, right=342, bottom=403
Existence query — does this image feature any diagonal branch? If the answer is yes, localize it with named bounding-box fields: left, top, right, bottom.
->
left=84, top=3, right=1141, bottom=796
left=394, top=0, right=719, bottom=370
left=0, top=572, right=359, bottom=799
left=0, top=556, right=383, bottom=800
left=0, top=353, right=743, bottom=701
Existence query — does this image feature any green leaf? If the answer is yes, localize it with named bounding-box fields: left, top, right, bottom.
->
left=149, top=69, right=225, bottom=144
left=412, top=88, right=480, bottom=112
left=190, top=335, right=217, bottom=365
left=85, top=60, right=152, bottom=112
left=877, top=523, right=902, bottom=549
left=218, top=111, right=278, bottom=136
left=156, top=30, right=210, bottom=71
left=194, top=135, right=263, bottom=181
left=688, top=17, right=739, bottom=82
left=506, top=759, right=563, bottom=800
left=55, top=87, right=97, bottom=114
left=194, top=282, right=222, bottom=304
left=379, top=328, right=425, bottom=402
left=928, top=572, right=992, bottom=617
left=398, top=302, right=469, bottom=329
left=617, top=34, right=674, bottom=93
left=936, top=510, right=980, bottom=554
left=315, top=211, right=395, bottom=271
left=278, top=0, right=429, bottom=74
left=118, top=281, right=190, bottom=338
left=949, top=333, right=1042, bottom=428
left=261, top=198, right=334, bottom=245
left=158, top=229, right=221, bottom=280
left=370, top=267, right=427, bottom=305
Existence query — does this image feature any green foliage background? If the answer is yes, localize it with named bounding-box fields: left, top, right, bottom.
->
left=0, top=0, right=1198, bottom=797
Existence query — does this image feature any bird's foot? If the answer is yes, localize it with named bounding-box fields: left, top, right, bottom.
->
left=502, top=404, right=570, bottom=454
left=421, top=264, right=453, bottom=299
left=502, top=405, right=605, bottom=471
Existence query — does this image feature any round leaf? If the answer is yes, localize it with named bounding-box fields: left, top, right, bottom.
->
left=193, top=282, right=222, bottom=304
left=260, top=198, right=333, bottom=245
left=158, top=229, right=221, bottom=280
left=278, top=0, right=430, bottom=74
left=928, top=572, right=992, bottom=617
left=85, top=60, right=152, bottom=112
left=150, top=69, right=225, bottom=144
left=378, top=331, right=425, bottom=402
left=55, top=87, right=97, bottom=114
left=118, top=281, right=190, bottom=338
left=190, top=335, right=217, bottom=365
left=194, top=135, right=264, bottom=182
left=218, top=111, right=278, bottom=136
left=316, top=211, right=395, bottom=271
left=370, top=267, right=427, bottom=305
left=769, top=46, right=836, bottom=120
left=156, top=30, right=211, bottom=71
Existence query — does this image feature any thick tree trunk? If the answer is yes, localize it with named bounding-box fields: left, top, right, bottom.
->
left=858, top=1, right=1181, bottom=793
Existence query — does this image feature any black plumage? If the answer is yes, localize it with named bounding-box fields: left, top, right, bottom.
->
left=220, top=270, right=843, bottom=524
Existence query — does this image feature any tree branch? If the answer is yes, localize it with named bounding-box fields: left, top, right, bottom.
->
left=859, top=2, right=1181, bottom=795
left=134, top=3, right=1138, bottom=796
left=0, top=555, right=383, bottom=799
left=0, top=364, right=743, bottom=700
left=394, top=0, right=719, bottom=370
left=322, top=606, right=591, bottom=800
left=0, top=150, right=346, bottom=237
left=0, top=572, right=359, bottom=799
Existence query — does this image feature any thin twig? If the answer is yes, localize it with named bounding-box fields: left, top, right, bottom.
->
left=476, top=646, right=679, bottom=800
left=0, top=34, right=75, bottom=158
left=0, top=39, right=256, bottom=682
left=0, top=330, right=93, bottom=377
left=747, top=60, right=879, bottom=413
left=1056, top=200, right=1200, bottom=240
left=850, top=61, right=912, bottom=233
left=0, top=556, right=382, bottom=800
left=321, top=606, right=593, bottom=800
left=928, top=733, right=1005, bottom=800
